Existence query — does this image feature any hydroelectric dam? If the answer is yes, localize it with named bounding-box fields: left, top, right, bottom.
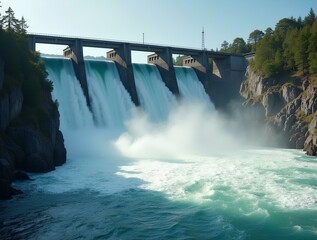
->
left=28, top=34, right=248, bottom=111
left=3, top=34, right=314, bottom=240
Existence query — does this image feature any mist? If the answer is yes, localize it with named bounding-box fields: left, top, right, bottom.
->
left=114, top=100, right=272, bottom=159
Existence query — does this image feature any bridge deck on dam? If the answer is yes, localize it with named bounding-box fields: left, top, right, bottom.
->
left=28, top=33, right=242, bottom=58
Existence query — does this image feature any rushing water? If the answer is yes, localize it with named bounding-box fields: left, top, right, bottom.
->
left=0, top=58, right=316, bottom=240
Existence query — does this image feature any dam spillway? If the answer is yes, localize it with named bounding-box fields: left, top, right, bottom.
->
left=43, top=56, right=215, bottom=127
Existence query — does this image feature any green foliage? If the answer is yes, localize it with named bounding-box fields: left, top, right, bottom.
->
left=220, top=40, right=229, bottom=51
left=173, top=55, right=186, bottom=66
left=221, top=37, right=251, bottom=53
left=248, top=29, right=264, bottom=50
left=0, top=9, right=55, bottom=130
left=308, top=20, right=317, bottom=74
left=294, top=25, right=311, bottom=75
left=250, top=9, right=317, bottom=77
left=0, top=7, right=19, bottom=31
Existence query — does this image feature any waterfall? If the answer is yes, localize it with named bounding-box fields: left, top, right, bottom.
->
left=43, top=57, right=94, bottom=130
left=85, top=59, right=135, bottom=128
left=175, top=66, right=212, bottom=105
left=43, top=57, right=214, bottom=128
left=133, top=64, right=177, bottom=121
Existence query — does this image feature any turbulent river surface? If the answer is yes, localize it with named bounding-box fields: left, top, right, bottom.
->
left=0, top=57, right=316, bottom=240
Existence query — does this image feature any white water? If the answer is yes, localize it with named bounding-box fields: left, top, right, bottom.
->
left=3, top=57, right=316, bottom=240
left=133, top=63, right=177, bottom=122
left=175, top=66, right=212, bottom=105
left=85, top=59, right=135, bottom=128
left=43, top=57, right=94, bottom=130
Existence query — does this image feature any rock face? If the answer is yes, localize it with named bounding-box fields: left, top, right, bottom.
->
left=0, top=88, right=23, bottom=130
left=0, top=87, right=66, bottom=200
left=240, top=66, right=317, bottom=156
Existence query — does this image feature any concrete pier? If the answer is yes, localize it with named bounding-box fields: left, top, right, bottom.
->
left=63, top=40, right=90, bottom=107
left=147, top=49, right=180, bottom=96
left=106, top=44, right=140, bottom=106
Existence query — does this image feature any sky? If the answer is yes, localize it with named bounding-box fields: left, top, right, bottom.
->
left=1, top=0, right=316, bottom=62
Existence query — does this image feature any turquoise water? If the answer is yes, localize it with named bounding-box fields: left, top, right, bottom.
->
left=1, top=58, right=316, bottom=239
left=1, top=148, right=316, bottom=239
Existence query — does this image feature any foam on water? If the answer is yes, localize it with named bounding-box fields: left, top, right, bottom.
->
left=133, top=63, right=177, bottom=121
left=175, top=66, right=212, bottom=105
left=43, top=57, right=94, bottom=130
left=85, top=59, right=135, bottom=128
left=4, top=57, right=316, bottom=240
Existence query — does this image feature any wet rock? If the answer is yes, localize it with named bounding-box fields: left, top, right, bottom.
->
left=262, top=92, right=285, bottom=117
left=282, top=85, right=302, bottom=103
left=8, top=127, right=55, bottom=172
left=54, top=130, right=66, bottom=166
left=14, top=170, right=31, bottom=181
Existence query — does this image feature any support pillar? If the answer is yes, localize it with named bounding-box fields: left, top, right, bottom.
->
left=68, top=39, right=90, bottom=107
left=107, top=44, right=140, bottom=106
left=153, top=48, right=180, bottom=96
left=183, top=52, right=213, bottom=101
left=191, top=51, right=212, bottom=86
left=28, top=35, right=36, bottom=52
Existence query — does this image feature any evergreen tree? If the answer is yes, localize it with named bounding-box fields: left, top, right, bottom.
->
left=303, top=8, right=316, bottom=26
left=265, top=27, right=274, bottom=36
left=16, top=16, right=28, bottom=34
left=220, top=40, right=229, bottom=52
left=294, top=25, right=311, bottom=75
left=283, top=28, right=298, bottom=71
left=227, top=37, right=249, bottom=53
left=250, top=8, right=317, bottom=77
left=308, top=20, right=317, bottom=74
left=1, top=7, right=19, bottom=31
left=248, top=29, right=264, bottom=50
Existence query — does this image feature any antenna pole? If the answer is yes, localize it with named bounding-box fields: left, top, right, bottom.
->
left=202, top=27, right=205, bottom=50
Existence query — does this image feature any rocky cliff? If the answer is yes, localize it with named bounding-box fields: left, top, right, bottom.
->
left=0, top=61, right=66, bottom=200
left=240, top=66, right=317, bottom=156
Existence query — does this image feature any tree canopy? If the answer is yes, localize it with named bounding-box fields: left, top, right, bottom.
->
left=0, top=6, right=54, bottom=128
left=251, top=8, right=317, bottom=77
left=0, top=6, right=28, bottom=33
left=220, top=8, right=317, bottom=78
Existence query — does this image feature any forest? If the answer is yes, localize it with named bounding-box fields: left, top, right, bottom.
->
left=221, top=8, right=317, bottom=78
left=0, top=4, right=54, bottom=130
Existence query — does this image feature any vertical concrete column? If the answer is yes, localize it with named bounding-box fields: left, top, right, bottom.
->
left=69, top=39, right=90, bottom=107
left=212, top=56, right=231, bottom=81
left=28, top=35, right=36, bottom=52
left=191, top=51, right=212, bottom=86
left=155, top=48, right=180, bottom=96
left=113, top=43, right=140, bottom=106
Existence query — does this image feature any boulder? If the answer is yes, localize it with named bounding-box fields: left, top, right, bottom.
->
left=0, top=178, right=23, bottom=200
left=262, top=92, right=285, bottom=117
left=282, top=85, right=301, bottom=103
left=9, top=88, right=23, bottom=121
left=14, top=170, right=31, bottom=181
left=304, top=135, right=317, bottom=156
left=26, top=152, right=54, bottom=173
left=8, top=127, right=55, bottom=172
left=54, top=130, right=66, bottom=166
left=0, top=95, right=10, bottom=130
left=0, top=158, right=13, bottom=182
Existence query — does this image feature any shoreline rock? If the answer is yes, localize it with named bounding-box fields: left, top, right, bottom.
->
left=0, top=87, right=66, bottom=200
left=240, top=66, right=317, bottom=157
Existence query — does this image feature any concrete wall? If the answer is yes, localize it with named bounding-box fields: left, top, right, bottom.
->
left=147, top=50, right=179, bottom=96
left=209, top=55, right=248, bottom=109
left=107, top=45, right=140, bottom=106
